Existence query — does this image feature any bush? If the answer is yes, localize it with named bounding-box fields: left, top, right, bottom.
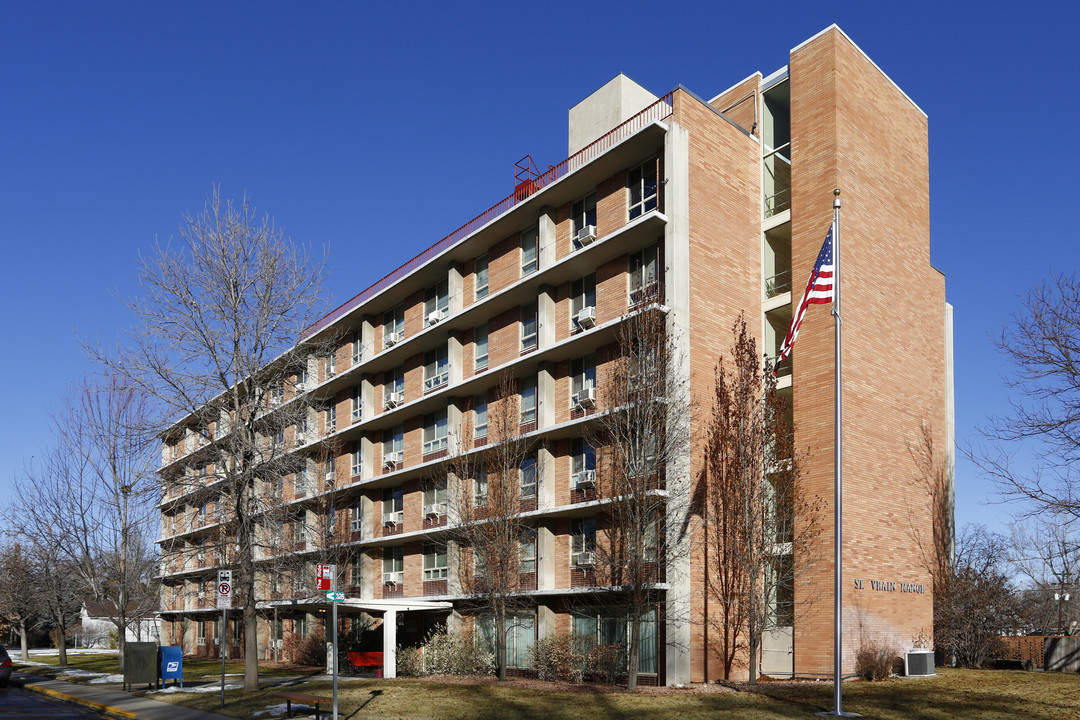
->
left=586, top=643, right=627, bottom=685
left=533, top=633, right=589, bottom=682
left=107, top=630, right=119, bottom=650
left=855, top=637, right=899, bottom=681
left=282, top=630, right=326, bottom=666
left=397, top=646, right=424, bottom=677
left=422, top=630, right=494, bottom=676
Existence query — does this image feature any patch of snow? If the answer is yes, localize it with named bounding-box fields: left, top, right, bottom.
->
left=148, top=683, right=243, bottom=694
left=89, top=674, right=126, bottom=683
left=59, top=669, right=106, bottom=678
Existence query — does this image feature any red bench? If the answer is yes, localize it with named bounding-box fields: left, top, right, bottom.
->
left=348, top=651, right=384, bottom=675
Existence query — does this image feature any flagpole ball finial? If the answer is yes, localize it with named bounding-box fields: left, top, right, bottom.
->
left=833, top=188, right=841, bottom=208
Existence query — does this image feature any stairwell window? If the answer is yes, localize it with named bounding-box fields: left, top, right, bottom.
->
left=521, top=227, right=538, bottom=276
left=628, top=158, right=658, bottom=220
left=475, top=254, right=489, bottom=300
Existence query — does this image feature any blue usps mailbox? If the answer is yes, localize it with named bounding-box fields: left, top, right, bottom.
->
left=160, top=645, right=184, bottom=688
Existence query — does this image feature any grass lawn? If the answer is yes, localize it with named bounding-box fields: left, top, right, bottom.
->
left=15, top=652, right=311, bottom=681
left=137, top=668, right=1080, bottom=720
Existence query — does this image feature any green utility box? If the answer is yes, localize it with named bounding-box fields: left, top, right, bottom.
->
left=124, top=642, right=159, bottom=691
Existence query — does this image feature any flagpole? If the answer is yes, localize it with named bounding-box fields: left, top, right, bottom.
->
left=817, top=188, right=856, bottom=717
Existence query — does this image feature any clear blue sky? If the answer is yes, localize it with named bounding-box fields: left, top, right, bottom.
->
left=2, top=2, right=1076, bottom=537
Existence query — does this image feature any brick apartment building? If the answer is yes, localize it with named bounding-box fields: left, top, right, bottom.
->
left=156, top=25, right=952, bottom=683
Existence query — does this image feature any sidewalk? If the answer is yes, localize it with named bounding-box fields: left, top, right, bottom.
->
left=11, top=672, right=239, bottom=720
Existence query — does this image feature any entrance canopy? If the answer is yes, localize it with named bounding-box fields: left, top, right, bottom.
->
left=259, top=596, right=453, bottom=678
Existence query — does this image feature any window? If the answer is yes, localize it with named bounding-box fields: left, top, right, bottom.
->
left=644, top=518, right=659, bottom=563
left=571, top=274, right=597, bottom=331
left=351, top=444, right=362, bottom=477
left=296, top=365, right=308, bottom=390
left=571, top=193, right=597, bottom=249
left=423, top=542, right=448, bottom=581
left=325, top=455, right=336, bottom=488
left=424, top=347, right=450, bottom=392
left=383, top=546, right=404, bottom=582
left=572, top=608, right=658, bottom=674
left=326, top=351, right=337, bottom=378
left=520, top=305, right=537, bottom=352
left=474, top=253, right=489, bottom=299
left=295, top=468, right=309, bottom=495
left=384, top=426, right=404, bottom=464
left=326, top=405, right=337, bottom=433
left=474, top=323, right=489, bottom=372
left=424, top=278, right=450, bottom=324
left=294, top=511, right=307, bottom=543
left=352, top=387, right=362, bottom=421
left=628, top=244, right=660, bottom=304
left=383, top=486, right=404, bottom=523
left=520, top=376, right=536, bottom=425
left=352, top=332, right=363, bottom=365
left=477, top=612, right=535, bottom=668
left=474, top=394, right=488, bottom=439
left=197, top=620, right=206, bottom=645
left=521, top=227, right=538, bottom=276
left=628, top=158, right=658, bottom=220
left=474, top=471, right=488, bottom=508
left=384, top=305, right=405, bottom=346
left=295, top=616, right=307, bottom=638
left=424, top=479, right=447, bottom=510
left=571, top=517, right=596, bottom=566
left=351, top=555, right=363, bottom=587
left=296, top=417, right=308, bottom=445
left=520, top=457, right=537, bottom=499
left=572, top=438, right=597, bottom=476
left=571, top=354, right=596, bottom=403
left=423, top=410, right=449, bottom=455
left=350, top=502, right=362, bottom=532
left=770, top=554, right=795, bottom=627
left=384, top=368, right=404, bottom=407
left=519, top=529, right=536, bottom=574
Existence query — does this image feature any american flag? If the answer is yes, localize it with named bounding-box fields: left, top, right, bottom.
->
left=773, top=225, right=834, bottom=375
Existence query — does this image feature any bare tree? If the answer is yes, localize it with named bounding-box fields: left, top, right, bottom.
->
left=1010, top=513, right=1079, bottom=634
left=584, top=304, right=690, bottom=690
left=906, top=422, right=955, bottom=603
left=445, top=373, right=538, bottom=681
left=702, top=315, right=820, bottom=683
left=935, top=525, right=1020, bottom=667
left=0, top=542, right=39, bottom=659
left=972, top=273, right=1080, bottom=518
left=89, top=188, right=329, bottom=690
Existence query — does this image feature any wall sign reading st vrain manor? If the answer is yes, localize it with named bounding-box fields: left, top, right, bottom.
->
left=853, top=578, right=926, bottom=594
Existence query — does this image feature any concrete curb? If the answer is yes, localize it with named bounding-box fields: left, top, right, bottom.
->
left=24, top=682, right=138, bottom=719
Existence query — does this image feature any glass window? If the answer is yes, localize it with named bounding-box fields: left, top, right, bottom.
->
left=383, top=426, right=404, bottom=463
left=474, top=394, right=488, bottom=438
left=571, top=438, right=596, bottom=474
left=423, top=542, right=448, bottom=580
left=628, top=244, right=660, bottom=304
left=350, top=502, right=362, bottom=532
left=351, top=555, right=363, bottom=587
left=383, top=486, right=404, bottom=522
left=474, top=323, right=489, bottom=371
left=425, top=278, right=450, bottom=318
left=423, top=410, right=449, bottom=454
left=571, top=193, right=598, bottom=249
left=295, top=468, right=309, bottom=494
left=384, top=368, right=404, bottom=406
left=383, top=546, right=404, bottom=577
left=474, top=470, right=488, bottom=507
left=384, top=305, right=405, bottom=345
left=476, top=612, right=535, bottom=668
left=519, top=529, right=536, bottom=574
left=571, top=517, right=596, bottom=565
left=520, top=377, right=536, bottom=425
left=352, top=387, right=362, bottom=421
left=571, top=274, right=597, bottom=330
left=520, top=457, right=537, bottom=499
left=326, top=351, right=336, bottom=377
left=520, top=305, right=537, bottom=352
left=571, top=355, right=596, bottom=398
left=326, top=405, right=336, bottom=432
left=475, top=254, right=489, bottom=300
left=521, top=227, right=538, bottom=276
left=352, top=332, right=363, bottom=365
left=628, top=159, right=658, bottom=220
left=424, top=347, right=450, bottom=392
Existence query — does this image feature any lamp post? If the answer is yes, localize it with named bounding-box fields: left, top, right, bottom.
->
left=1055, top=591, right=1070, bottom=635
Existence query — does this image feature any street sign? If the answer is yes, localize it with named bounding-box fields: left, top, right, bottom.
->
left=326, top=591, right=345, bottom=602
left=217, top=570, right=232, bottom=609
left=316, top=563, right=335, bottom=592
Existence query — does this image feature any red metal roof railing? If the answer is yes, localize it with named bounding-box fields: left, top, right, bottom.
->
left=302, top=92, right=675, bottom=339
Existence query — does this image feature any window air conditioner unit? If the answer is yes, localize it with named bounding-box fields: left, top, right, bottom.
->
left=325, top=471, right=334, bottom=485
left=576, top=225, right=597, bottom=246
left=383, top=572, right=398, bottom=585
left=573, top=470, right=596, bottom=489
left=424, top=502, right=446, bottom=518
left=427, top=309, right=446, bottom=326
left=295, top=432, right=307, bottom=444
left=576, top=552, right=596, bottom=567
left=383, top=451, right=402, bottom=467
left=350, top=518, right=362, bottom=532
left=905, top=649, right=935, bottom=677
left=382, top=512, right=399, bottom=526
left=575, top=387, right=596, bottom=408
left=385, top=331, right=403, bottom=347
left=575, top=306, right=597, bottom=329
left=385, top=391, right=403, bottom=409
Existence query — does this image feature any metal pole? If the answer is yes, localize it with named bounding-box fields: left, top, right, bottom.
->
left=220, top=608, right=226, bottom=708
left=818, top=189, right=857, bottom=717
left=332, top=569, right=339, bottom=720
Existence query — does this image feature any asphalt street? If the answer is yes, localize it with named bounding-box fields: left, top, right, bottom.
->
left=0, top=687, right=108, bottom=718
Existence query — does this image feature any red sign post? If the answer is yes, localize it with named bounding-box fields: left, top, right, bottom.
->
left=316, top=563, right=334, bottom=592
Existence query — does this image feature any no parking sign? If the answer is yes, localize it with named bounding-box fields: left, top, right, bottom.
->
left=217, top=569, right=232, bottom=609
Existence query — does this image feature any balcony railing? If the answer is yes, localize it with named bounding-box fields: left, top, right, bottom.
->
left=302, top=92, right=675, bottom=339
left=764, top=145, right=791, bottom=219
left=765, top=270, right=791, bottom=298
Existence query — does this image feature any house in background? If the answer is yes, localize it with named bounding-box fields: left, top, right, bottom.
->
left=77, top=601, right=161, bottom=648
